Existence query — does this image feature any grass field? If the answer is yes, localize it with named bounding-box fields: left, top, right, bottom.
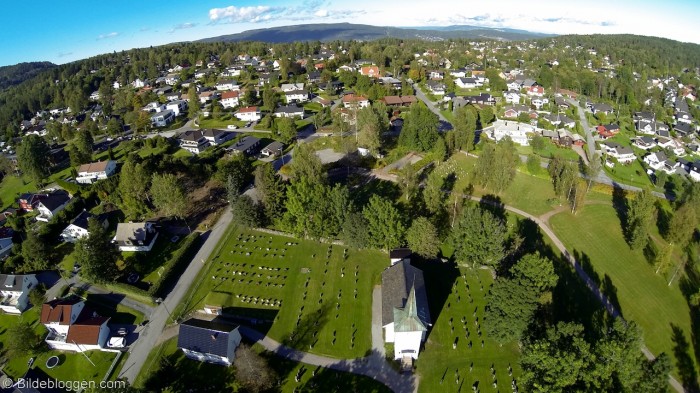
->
left=136, top=337, right=391, bottom=392
left=176, top=227, right=388, bottom=359
left=416, top=267, right=521, bottom=393
left=549, top=204, right=698, bottom=380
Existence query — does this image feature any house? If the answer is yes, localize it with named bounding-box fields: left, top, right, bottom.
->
left=199, top=91, right=220, bottom=104
left=455, top=77, right=478, bottom=89
left=381, top=96, right=417, bottom=107
left=596, top=124, right=620, bottom=139
left=553, top=96, right=570, bottom=109
left=166, top=100, right=188, bottom=117
left=674, top=122, right=692, bottom=137
left=178, top=130, right=211, bottom=154
left=633, top=136, right=657, bottom=150
left=644, top=151, right=668, bottom=171
left=60, top=211, right=108, bottom=243
left=503, top=105, right=530, bottom=118
left=216, top=80, right=240, bottom=91
left=657, top=137, right=686, bottom=155
left=76, top=160, right=117, bottom=184
left=177, top=318, right=242, bottom=366
left=456, top=93, right=496, bottom=107
left=201, top=129, right=235, bottom=146
left=285, top=90, right=309, bottom=103
left=382, top=259, right=431, bottom=361
left=307, top=71, right=322, bottom=83
left=526, top=85, right=544, bottom=96
left=602, top=141, right=636, bottom=163
left=36, top=190, right=71, bottom=222
left=389, top=248, right=412, bottom=265
left=426, top=81, right=446, bottom=96
left=280, top=83, right=305, bottom=92
left=591, top=103, right=614, bottom=115
left=261, top=141, right=284, bottom=157
left=689, top=162, right=700, bottom=182
left=151, top=110, right=175, bottom=127
left=89, top=91, right=100, bottom=101
left=380, top=77, right=402, bottom=90
left=531, top=97, right=549, bottom=109
left=273, top=105, right=304, bottom=118
left=489, top=120, right=535, bottom=146
left=504, top=92, right=521, bottom=104
left=675, top=111, right=693, bottom=125
left=221, top=91, right=240, bottom=109
left=113, top=222, right=159, bottom=252
left=544, top=114, right=575, bottom=128
left=235, top=106, right=262, bottom=122
left=226, top=136, right=261, bottom=156
left=507, top=81, right=522, bottom=91
left=360, top=66, right=380, bottom=78
left=0, top=274, right=37, bottom=314
left=41, top=298, right=111, bottom=353
left=341, top=94, right=370, bottom=109
left=18, top=193, right=47, bottom=212
left=165, top=92, right=182, bottom=102
left=428, top=70, right=444, bottom=80
left=450, top=68, right=468, bottom=78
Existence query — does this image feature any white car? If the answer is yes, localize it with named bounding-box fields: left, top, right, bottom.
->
left=227, top=125, right=238, bottom=130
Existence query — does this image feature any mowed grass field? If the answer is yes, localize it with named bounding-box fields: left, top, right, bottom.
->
left=416, top=267, right=521, bottom=393
left=549, top=204, right=698, bottom=377
left=178, top=227, right=387, bottom=359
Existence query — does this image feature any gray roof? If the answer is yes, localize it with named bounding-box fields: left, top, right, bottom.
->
left=114, top=222, right=156, bottom=244
left=262, top=141, right=284, bottom=152
left=274, top=105, right=304, bottom=114
left=381, top=260, right=430, bottom=328
left=228, top=136, right=260, bottom=153
left=177, top=318, right=239, bottom=358
left=39, top=190, right=70, bottom=212
left=0, top=274, right=32, bottom=292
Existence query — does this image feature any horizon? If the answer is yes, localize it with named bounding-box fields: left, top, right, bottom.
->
left=3, top=0, right=700, bottom=67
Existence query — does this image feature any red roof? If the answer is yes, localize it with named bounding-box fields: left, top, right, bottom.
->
left=67, top=316, right=109, bottom=345
left=221, top=91, right=239, bottom=99
left=238, top=106, right=259, bottom=113
left=361, top=66, right=380, bottom=77
left=342, top=94, right=368, bottom=103
left=41, top=298, right=83, bottom=325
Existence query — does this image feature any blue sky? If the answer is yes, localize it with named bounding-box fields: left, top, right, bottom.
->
left=2, top=0, right=699, bottom=67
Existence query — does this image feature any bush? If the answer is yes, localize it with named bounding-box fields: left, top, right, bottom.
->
left=148, top=233, right=202, bottom=297
left=56, top=179, right=81, bottom=195
left=102, top=281, right=154, bottom=306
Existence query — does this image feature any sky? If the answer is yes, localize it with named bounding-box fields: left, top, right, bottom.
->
left=1, top=0, right=699, bottom=67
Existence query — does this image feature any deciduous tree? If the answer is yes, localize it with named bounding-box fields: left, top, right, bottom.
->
left=363, top=195, right=406, bottom=250
left=450, top=205, right=506, bottom=268
left=75, top=218, right=120, bottom=283
left=17, top=134, right=50, bottom=185
left=406, top=217, right=440, bottom=259
left=150, top=173, right=187, bottom=221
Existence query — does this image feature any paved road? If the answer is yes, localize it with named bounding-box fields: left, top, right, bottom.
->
left=118, top=208, right=233, bottom=383
left=371, top=285, right=386, bottom=358
left=239, top=326, right=417, bottom=393
left=566, top=97, right=596, bottom=159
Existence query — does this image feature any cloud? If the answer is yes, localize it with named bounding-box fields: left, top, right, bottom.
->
left=314, top=9, right=329, bottom=17
left=209, top=5, right=280, bottom=23
left=57, top=51, right=73, bottom=58
left=174, top=22, right=196, bottom=30
left=97, top=32, right=119, bottom=40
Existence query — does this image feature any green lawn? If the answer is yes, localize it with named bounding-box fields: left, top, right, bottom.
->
left=603, top=158, right=654, bottom=188
left=136, top=337, right=391, bottom=393
left=198, top=117, right=245, bottom=129
left=549, top=204, right=698, bottom=379
left=176, top=227, right=388, bottom=359
left=416, top=267, right=521, bottom=393
left=518, top=139, right=582, bottom=161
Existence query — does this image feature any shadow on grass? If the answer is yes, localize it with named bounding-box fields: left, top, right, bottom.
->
left=84, top=293, right=136, bottom=325
left=679, top=257, right=700, bottom=382
left=217, top=307, right=279, bottom=337
left=142, top=350, right=236, bottom=393
left=282, top=303, right=332, bottom=351
left=611, top=187, right=628, bottom=240
left=413, top=255, right=459, bottom=338
left=479, top=194, right=506, bottom=223
left=671, top=324, right=700, bottom=392
left=351, top=179, right=401, bottom=207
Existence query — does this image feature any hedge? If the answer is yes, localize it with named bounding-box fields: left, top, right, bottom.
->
left=56, top=179, right=81, bottom=195
left=148, top=232, right=202, bottom=297
left=101, top=281, right=155, bottom=306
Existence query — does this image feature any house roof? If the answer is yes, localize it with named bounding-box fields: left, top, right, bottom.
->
left=393, top=285, right=427, bottom=332
left=67, top=316, right=109, bottom=345
left=177, top=318, right=239, bottom=357
left=228, top=136, right=260, bottom=153
left=381, top=260, right=431, bottom=327
left=0, top=274, right=32, bottom=292
left=221, top=91, right=239, bottom=99
left=179, top=130, right=208, bottom=142
left=341, top=94, right=368, bottom=103
left=39, top=190, right=70, bottom=212
left=238, top=106, right=259, bottom=113
left=114, top=222, right=155, bottom=243
left=262, top=141, right=284, bottom=152
left=40, top=298, right=83, bottom=325
left=389, top=248, right=412, bottom=260
left=274, top=105, right=304, bottom=114
left=69, top=210, right=95, bottom=231
left=77, top=160, right=112, bottom=174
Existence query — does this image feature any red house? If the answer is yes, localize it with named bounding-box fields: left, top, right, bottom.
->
left=596, top=124, right=620, bottom=139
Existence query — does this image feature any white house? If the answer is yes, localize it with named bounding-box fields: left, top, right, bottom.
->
left=273, top=105, right=304, bottom=118
left=643, top=151, right=667, bottom=171
left=489, top=120, right=535, bottom=146
left=113, top=222, right=159, bottom=252
left=285, top=90, right=309, bottom=103
left=280, top=83, right=305, bottom=92
left=0, top=274, right=38, bottom=314
left=216, top=80, right=240, bottom=91
left=235, top=106, right=262, bottom=122
left=382, top=258, right=431, bottom=362
left=41, top=298, right=111, bottom=353
left=341, top=94, right=370, bottom=108
left=531, top=97, right=549, bottom=109
left=166, top=100, right=188, bottom=117
left=689, top=162, right=700, bottom=182
left=76, top=160, right=117, bottom=184
left=177, top=318, right=242, bottom=367
left=132, top=78, right=146, bottom=88
left=455, top=77, right=478, bottom=89
left=507, top=81, right=522, bottom=91
left=36, top=190, right=71, bottom=222
left=221, top=91, right=240, bottom=109
left=527, top=85, right=545, bottom=96
left=602, top=141, right=636, bottom=164
left=151, top=110, right=175, bottom=127
left=633, top=136, right=657, bottom=150
left=657, top=138, right=686, bottom=156
left=504, top=92, right=521, bottom=104
left=60, top=211, right=108, bottom=243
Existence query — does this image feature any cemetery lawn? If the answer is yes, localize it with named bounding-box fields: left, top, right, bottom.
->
left=176, top=227, right=387, bottom=359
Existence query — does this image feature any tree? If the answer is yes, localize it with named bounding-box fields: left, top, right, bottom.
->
left=363, top=195, right=406, bottom=250
left=667, top=202, right=697, bottom=247
left=526, top=154, right=541, bottom=175
left=216, top=154, right=251, bottom=194
left=397, top=164, right=419, bottom=202
left=284, top=178, right=348, bottom=239
left=548, top=156, right=578, bottom=199
left=340, top=212, right=371, bottom=249
left=0, top=154, right=14, bottom=176
left=654, top=243, right=673, bottom=274
left=452, top=105, right=477, bottom=151
left=119, top=160, right=151, bottom=219
left=75, top=218, right=120, bottom=283
left=276, top=117, right=297, bottom=143
left=625, top=189, right=656, bottom=250
left=422, top=170, right=445, bottom=214
left=398, top=101, right=439, bottom=151
left=406, top=217, right=440, bottom=259
left=70, top=129, right=94, bottom=166
left=474, top=139, right=519, bottom=193
left=530, top=134, right=546, bottom=151
left=479, top=106, right=495, bottom=127
left=230, top=195, right=260, bottom=228
left=262, top=87, right=278, bottom=111
left=150, top=173, right=187, bottom=221
left=22, top=230, right=52, bottom=271
left=356, top=106, right=383, bottom=154
left=17, top=134, right=50, bottom=185
left=450, top=205, right=507, bottom=268
left=187, top=86, right=200, bottom=119
left=254, top=164, right=286, bottom=221
left=6, top=322, right=42, bottom=357
left=234, top=343, right=278, bottom=393
left=28, top=284, right=46, bottom=308
left=289, top=143, right=324, bottom=184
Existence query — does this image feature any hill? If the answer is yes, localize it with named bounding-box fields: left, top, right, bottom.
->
left=197, top=22, right=553, bottom=44
left=0, top=61, right=56, bottom=91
